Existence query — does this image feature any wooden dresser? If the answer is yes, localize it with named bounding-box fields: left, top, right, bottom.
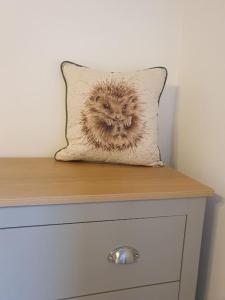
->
left=0, top=158, right=213, bottom=300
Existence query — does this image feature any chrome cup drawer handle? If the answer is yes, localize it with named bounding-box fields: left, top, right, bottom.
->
left=107, top=246, right=140, bottom=264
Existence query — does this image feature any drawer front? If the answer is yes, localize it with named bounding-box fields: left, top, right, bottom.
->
left=71, top=282, right=179, bottom=300
left=0, top=216, right=185, bottom=300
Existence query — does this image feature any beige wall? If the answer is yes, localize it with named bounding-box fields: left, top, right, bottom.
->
left=0, top=0, right=182, bottom=157
left=175, top=0, right=225, bottom=299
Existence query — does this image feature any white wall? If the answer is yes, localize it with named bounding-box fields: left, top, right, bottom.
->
left=175, top=0, right=225, bottom=299
left=0, top=0, right=182, bottom=157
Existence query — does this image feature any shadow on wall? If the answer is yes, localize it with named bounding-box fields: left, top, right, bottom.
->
left=158, top=86, right=178, bottom=167
left=196, top=194, right=225, bottom=300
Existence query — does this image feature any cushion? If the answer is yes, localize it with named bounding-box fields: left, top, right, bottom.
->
left=55, top=61, right=167, bottom=166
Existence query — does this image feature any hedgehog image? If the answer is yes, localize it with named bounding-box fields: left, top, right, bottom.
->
left=81, top=80, right=144, bottom=152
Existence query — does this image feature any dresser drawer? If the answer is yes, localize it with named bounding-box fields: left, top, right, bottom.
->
left=0, top=216, right=185, bottom=300
left=71, top=282, right=179, bottom=300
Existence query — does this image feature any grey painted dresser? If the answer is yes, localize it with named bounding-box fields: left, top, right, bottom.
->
left=0, top=158, right=213, bottom=300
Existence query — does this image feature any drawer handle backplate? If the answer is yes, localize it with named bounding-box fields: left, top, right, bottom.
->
left=108, top=246, right=140, bottom=264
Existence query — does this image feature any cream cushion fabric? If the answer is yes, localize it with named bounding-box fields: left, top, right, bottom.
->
left=55, top=62, right=167, bottom=166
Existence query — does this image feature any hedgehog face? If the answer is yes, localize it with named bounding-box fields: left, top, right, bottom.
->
left=91, top=93, right=136, bottom=123
left=81, top=80, right=144, bottom=151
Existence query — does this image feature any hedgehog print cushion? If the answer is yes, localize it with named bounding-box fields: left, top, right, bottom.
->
left=55, top=61, right=167, bottom=166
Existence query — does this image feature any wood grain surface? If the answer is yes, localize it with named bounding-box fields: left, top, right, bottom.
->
left=0, top=158, right=213, bottom=207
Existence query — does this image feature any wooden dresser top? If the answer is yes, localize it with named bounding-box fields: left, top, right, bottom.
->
left=0, top=158, right=213, bottom=207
